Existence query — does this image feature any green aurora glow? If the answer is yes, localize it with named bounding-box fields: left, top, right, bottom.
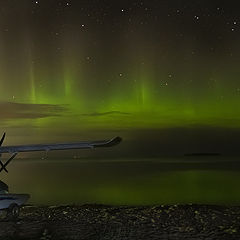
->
left=1, top=54, right=239, bottom=131
left=0, top=1, right=239, bottom=148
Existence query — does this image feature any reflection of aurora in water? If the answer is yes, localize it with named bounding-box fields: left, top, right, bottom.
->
left=2, top=157, right=240, bottom=205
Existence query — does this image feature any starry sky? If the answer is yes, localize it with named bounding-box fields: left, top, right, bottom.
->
left=1, top=0, right=240, bottom=157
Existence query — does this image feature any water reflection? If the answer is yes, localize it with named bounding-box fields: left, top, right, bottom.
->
left=1, top=157, right=240, bottom=205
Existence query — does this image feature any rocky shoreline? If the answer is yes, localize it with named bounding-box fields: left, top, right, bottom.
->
left=0, top=204, right=239, bottom=240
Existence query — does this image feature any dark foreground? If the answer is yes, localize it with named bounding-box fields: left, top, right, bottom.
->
left=0, top=204, right=240, bottom=240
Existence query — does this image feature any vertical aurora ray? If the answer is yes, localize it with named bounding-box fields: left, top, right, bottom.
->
left=62, top=59, right=79, bottom=106
left=63, top=72, right=72, bottom=99
left=60, top=32, right=87, bottom=110
left=62, top=43, right=75, bottom=103
left=28, top=53, right=36, bottom=104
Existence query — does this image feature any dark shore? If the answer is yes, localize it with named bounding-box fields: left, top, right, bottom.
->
left=0, top=204, right=239, bottom=240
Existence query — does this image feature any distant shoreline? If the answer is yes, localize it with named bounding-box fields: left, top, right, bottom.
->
left=184, top=153, right=221, bottom=156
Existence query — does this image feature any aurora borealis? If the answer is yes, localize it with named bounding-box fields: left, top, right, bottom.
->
left=0, top=0, right=240, bottom=156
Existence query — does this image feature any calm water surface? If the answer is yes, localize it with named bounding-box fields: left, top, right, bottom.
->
left=1, top=156, right=240, bottom=205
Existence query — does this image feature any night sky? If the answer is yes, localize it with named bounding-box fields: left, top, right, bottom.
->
left=1, top=0, right=240, bottom=157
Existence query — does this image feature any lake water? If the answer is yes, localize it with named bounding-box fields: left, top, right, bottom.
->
left=1, top=156, right=240, bottom=205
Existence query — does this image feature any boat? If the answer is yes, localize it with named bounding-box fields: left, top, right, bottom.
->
left=0, top=181, right=30, bottom=220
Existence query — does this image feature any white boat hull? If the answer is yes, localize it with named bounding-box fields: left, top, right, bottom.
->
left=0, top=194, right=30, bottom=210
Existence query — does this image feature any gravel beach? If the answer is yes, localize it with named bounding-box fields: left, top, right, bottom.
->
left=0, top=204, right=239, bottom=240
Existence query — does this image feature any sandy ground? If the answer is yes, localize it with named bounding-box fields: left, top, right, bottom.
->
left=0, top=204, right=239, bottom=240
